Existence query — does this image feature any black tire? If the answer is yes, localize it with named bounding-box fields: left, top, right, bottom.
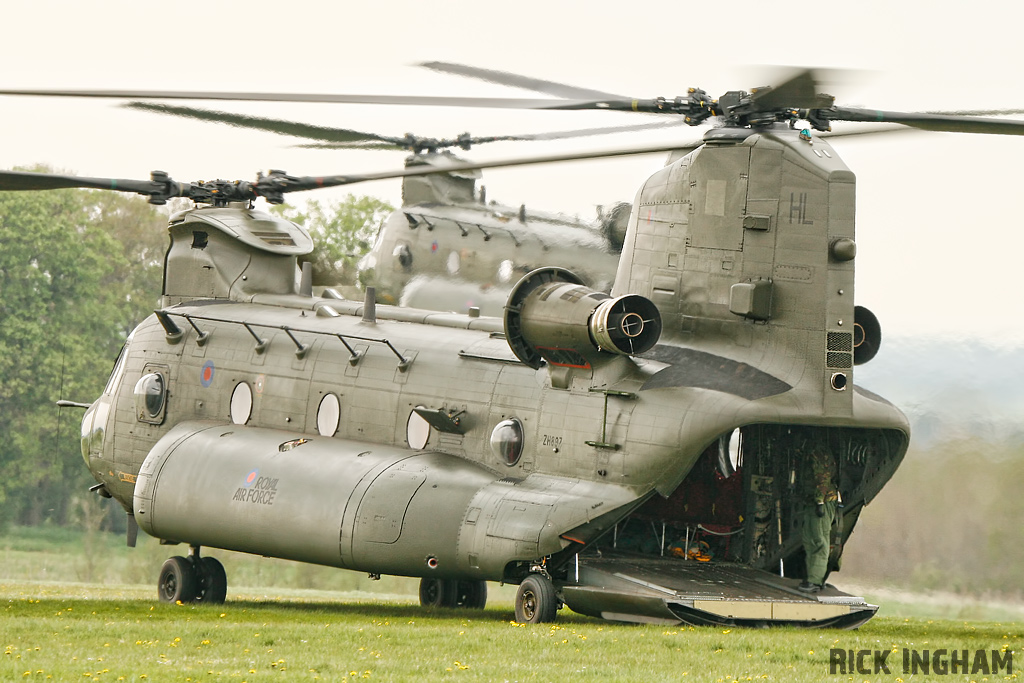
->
left=451, top=580, right=487, bottom=609
left=514, top=574, right=558, bottom=623
left=194, top=556, right=227, bottom=604
left=158, top=556, right=198, bottom=604
left=419, top=577, right=450, bottom=607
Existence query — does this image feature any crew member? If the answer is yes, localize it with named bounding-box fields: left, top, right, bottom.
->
left=798, top=433, right=838, bottom=593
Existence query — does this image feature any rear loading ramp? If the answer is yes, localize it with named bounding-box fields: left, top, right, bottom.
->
left=560, top=553, right=876, bottom=629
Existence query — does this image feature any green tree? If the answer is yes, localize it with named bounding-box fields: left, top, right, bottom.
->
left=0, top=176, right=167, bottom=528
left=271, top=195, right=394, bottom=286
left=90, top=191, right=168, bottom=336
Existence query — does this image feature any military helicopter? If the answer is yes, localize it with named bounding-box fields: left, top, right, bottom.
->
left=119, top=99, right=674, bottom=314
left=4, top=68, right=1023, bottom=628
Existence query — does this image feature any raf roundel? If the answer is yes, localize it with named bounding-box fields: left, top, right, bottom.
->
left=200, top=360, right=215, bottom=388
left=243, top=469, right=259, bottom=488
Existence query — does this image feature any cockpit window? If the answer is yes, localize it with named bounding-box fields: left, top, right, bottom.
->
left=103, top=332, right=134, bottom=396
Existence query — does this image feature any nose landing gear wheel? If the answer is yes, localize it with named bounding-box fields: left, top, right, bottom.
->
left=514, top=574, right=558, bottom=623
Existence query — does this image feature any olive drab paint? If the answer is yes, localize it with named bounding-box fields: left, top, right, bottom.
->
left=73, top=123, right=908, bottom=628
left=355, top=152, right=624, bottom=315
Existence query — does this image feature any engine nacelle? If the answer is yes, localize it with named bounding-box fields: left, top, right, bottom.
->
left=504, top=267, right=662, bottom=369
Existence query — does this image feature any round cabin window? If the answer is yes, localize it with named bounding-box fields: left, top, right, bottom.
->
left=230, top=382, right=253, bottom=425
left=497, top=259, right=514, bottom=283
left=393, top=243, right=413, bottom=270
left=407, top=408, right=430, bottom=449
left=446, top=251, right=461, bottom=275
left=317, top=393, right=341, bottom=437
left=490, top=418, right=524, bottom=466
left=134, top=373, right=165, bottom=422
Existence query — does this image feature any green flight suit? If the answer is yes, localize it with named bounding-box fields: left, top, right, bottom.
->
left=799, top=446, right=838, bottom=586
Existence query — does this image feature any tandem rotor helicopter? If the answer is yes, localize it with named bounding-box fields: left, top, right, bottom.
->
left=3, top=67, right=1023, bottom=628
left=119, top=68, right=677, bottom=315
left=122, top=99, right=644, bottom=314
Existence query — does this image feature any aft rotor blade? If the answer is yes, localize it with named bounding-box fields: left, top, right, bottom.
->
left=819, top=124, right=914, bottom=139
left=419, top=61, right=626, bottom=100
left=0, top=87, right=625, bottom=111
left=830, top=107, right=1024, bottom=135
left=926, top=107, right=1024, bottom=116
left=499, top=120, right=690, bottom=141
left=280, top=140, right=704, bottom=192
left=750, top=69, right=835, bottom=110
left=128, top=102, right=690, bottom=149
left=305, top=121, right=691, bottom=149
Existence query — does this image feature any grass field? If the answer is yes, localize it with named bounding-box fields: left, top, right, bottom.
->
left=2, top=581, right=1020, bottom=682
left=2, top=527, right=1020, bottom=681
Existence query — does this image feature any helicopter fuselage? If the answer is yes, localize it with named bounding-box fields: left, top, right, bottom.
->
left=77, top=123, right=909, bottom=624
left=357, top=153, right=622, bottom=315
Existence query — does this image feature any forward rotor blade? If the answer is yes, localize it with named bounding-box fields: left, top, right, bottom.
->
left=0, top=169, right=172, bottom=195
left=0, top=169, right=242, bottom=206
left=3, top=137, right=702, bottom=205
left=419, top=61, right=626, bottom=100
left=830, top=107, right=1024, bottom=135
left=123, top=102, right=402, bottom=146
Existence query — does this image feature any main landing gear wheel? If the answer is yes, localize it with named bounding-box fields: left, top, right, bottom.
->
left=194, top=556, right=227, bottom=604
left=451, top=580, right=487, bottom=609
left=419, top=578, right=488, bottom=609
left=158, top=552, right=228, bottom=604
left=158, top=556, right=198, bottom=604
left=419, top=577, right=450, bottom=607
left=514, top=574, right=559, bottom=623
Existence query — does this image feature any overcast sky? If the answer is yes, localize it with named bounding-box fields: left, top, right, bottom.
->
left=3, top=0, right=1023, bottom=344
